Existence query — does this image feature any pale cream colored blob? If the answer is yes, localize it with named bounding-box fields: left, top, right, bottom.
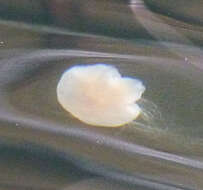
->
left=57, top=64, right=145, bottom=127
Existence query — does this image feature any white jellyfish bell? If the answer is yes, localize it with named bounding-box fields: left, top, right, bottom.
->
left=57, top=64, right=146, bottom=127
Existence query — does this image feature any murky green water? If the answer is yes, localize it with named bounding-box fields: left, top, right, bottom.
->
left=0, top=0, right=203, bottom=190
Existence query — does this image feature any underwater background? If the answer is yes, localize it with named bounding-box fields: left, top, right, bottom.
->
left=0, top=0, right=203, bottom=189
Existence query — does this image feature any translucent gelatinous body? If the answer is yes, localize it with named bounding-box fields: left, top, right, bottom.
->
left=57, top=64, right=145, bottom=127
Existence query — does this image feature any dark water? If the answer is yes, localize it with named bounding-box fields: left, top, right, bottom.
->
left=0, top=0, right=203, bottom=190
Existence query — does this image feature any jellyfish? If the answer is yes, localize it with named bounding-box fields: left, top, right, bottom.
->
left=57, top=64, right=146, bottom=127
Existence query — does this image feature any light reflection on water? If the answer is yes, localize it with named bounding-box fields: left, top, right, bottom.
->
left=0, top=0, right=203, bottom=190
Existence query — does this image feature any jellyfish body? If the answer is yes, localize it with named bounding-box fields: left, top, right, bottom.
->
left=57, top=64, right=145, bottom=127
